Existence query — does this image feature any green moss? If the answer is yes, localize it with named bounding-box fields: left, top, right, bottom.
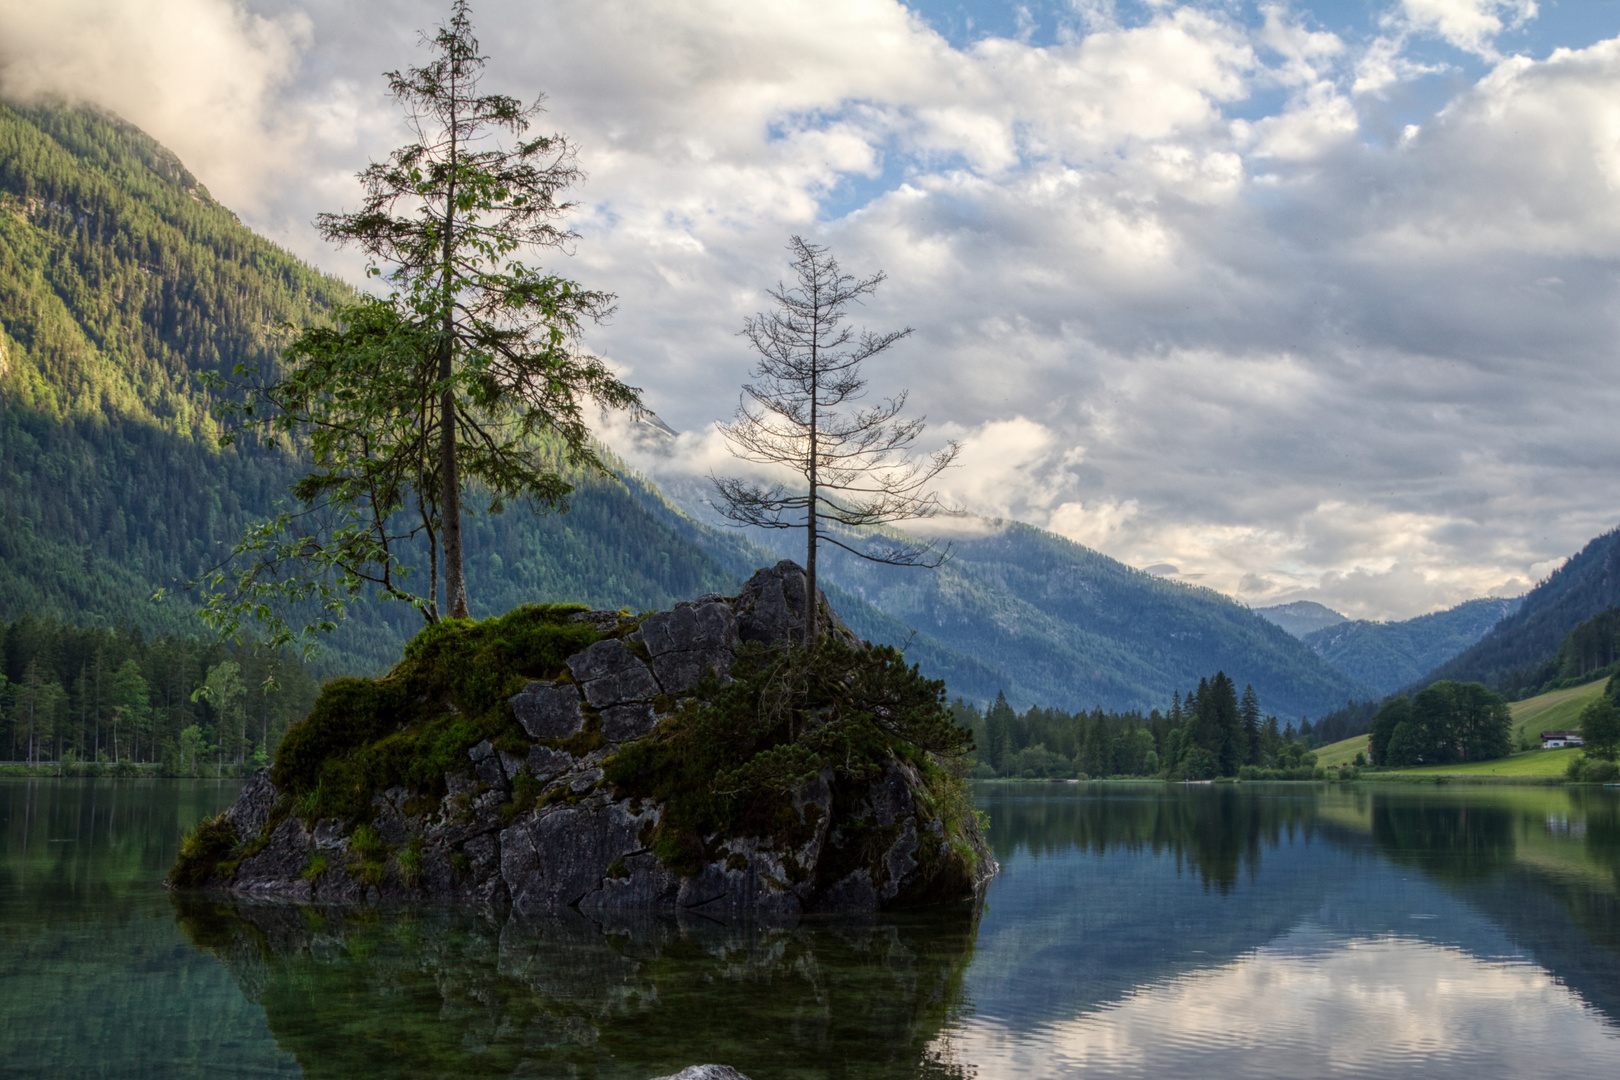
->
left=348, top=823, right=391, bottom=884
left=270, top=605, right=603, bottom=823
left=606, top=857, right=630, bottom=880
left=302, top=854, right=330, bottom=883
left=448, top=850, right=471, bottom=877
left=170, top=812, right=239, bottom=888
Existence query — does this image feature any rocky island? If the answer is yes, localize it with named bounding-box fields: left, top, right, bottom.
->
left=171, top=562, right=995, bottom=914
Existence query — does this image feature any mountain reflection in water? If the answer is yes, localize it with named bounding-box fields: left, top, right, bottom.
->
left=958, top=782, right=1620, bottom=1079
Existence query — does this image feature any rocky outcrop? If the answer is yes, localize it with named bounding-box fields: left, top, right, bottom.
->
left=180, top=561, right=996, bottom=914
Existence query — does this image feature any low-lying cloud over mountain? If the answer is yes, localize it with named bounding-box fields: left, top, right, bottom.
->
left=8, top=0, right=1620, bottom=621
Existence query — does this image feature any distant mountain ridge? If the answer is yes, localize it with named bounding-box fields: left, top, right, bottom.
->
left=0, top=99, right=1375, bottom=718
left=654, top=479, right=1375, bottom=716
left=1302, top=596, right=1521, bottom=697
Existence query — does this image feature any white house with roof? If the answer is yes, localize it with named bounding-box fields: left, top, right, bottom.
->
left=1542, top=730, right=1585, bottom=749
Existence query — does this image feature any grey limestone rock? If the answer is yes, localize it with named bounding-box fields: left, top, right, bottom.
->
left=527, top=744, right=576, bottom=782
left=639, top=600, right=739, bottom=693
left=470, top=739, right=508, bottom=787
left=649, top=1068, right=752, bottom=1080
left=511, top=680, right=585, bottom=738
left=501, top=800, right=654, bottom=910
left=601, top=703, right=658, bottom=742
left=193, top=560, right=997, bottom=914
left=567, top=639, right=660, bottom=708
left=224, top=769, right=279, bottom=843
left=568, top=609, right=629, bottom=634
left=731, top=559, right=857, bottom=648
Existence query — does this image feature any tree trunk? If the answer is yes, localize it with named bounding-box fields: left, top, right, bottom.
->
left=805, top=292, right=820, bottom=651
left=440, top=368, right=468, bottom=619
left=439, top=117, right=470, bottom=621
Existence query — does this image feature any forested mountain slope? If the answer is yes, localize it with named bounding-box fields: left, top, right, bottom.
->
left=0, top=100, right=747, bottom=668
left=1419, top=528, right=1620, bottom=696
left=1300, top=596, right=1521, bottom=697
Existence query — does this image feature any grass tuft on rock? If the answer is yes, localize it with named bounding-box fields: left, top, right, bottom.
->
left=170, top=812, right=238, bottom=888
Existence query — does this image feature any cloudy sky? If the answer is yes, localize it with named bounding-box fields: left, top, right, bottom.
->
left=4, top=0, right=1620, bottom=620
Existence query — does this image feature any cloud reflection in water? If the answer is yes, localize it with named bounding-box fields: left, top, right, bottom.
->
left=940, top=927, right=1620, bottom=1079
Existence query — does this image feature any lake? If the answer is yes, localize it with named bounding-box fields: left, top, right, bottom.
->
left=3, top=778, right=1619, bottom=1078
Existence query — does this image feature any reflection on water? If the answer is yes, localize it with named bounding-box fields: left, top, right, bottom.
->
left=173, top=899, right=980, bottom=1080
left=950, top=932, right=1617, bottom=1080
left=961, top=781, right=1620, bottom=1078
left=6, top=778, right=1620, bottom=1078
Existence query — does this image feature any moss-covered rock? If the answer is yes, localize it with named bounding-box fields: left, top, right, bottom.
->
left=169, top=563, right=996, bottom=913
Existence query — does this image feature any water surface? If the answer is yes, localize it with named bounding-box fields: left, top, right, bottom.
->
left=4, top=778, right=1620, bottom=1078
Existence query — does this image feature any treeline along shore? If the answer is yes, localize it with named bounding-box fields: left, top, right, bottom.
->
left=0, top=614, right=319, bottom=775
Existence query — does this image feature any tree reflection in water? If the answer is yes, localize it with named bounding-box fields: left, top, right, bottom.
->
left=174, top=897, right=980, bottom=1080
left=980, top=782, right=1320, bottom=893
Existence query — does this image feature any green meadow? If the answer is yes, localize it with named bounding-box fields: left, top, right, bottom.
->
left=1310, top=676, right=1611, bottom=779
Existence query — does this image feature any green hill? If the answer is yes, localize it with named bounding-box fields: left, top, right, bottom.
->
left=0, top=99, right=756, bottom=669
left=1313, top=678, right=1609, bottom=778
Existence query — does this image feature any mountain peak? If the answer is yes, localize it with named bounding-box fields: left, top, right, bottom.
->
left=1254, top=601, right=1349, bottom=639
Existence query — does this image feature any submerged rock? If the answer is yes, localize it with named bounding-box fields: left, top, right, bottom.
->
left=173, top=561, right=996, bottom=913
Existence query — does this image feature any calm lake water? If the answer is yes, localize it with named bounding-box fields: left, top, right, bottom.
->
left=3, top=779, right=1620, bottom=1079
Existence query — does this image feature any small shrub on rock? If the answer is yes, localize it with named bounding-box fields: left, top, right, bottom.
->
left=605, top=638, right=974, bottom=876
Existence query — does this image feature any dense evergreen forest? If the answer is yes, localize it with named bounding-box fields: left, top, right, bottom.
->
left=956, top=673, right=1324, bottom=781
left=0, top=614, right=319, bottom=773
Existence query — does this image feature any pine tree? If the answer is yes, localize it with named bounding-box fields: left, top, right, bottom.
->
left=207, top=0, right=640, bottom=645
left=985, top=691, right=1016, bottom=774
left=1239, top=684, right=1262, bottom=767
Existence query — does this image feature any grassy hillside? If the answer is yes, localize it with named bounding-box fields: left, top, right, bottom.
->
left=1314, top=678, right=1611, bottom=779
left=1507, top=677, right=1609, bottom=748
left=1314, top=734, right=1368, bottom=769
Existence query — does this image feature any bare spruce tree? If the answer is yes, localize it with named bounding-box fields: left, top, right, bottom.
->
left=713, top=236, right=959, bottom=647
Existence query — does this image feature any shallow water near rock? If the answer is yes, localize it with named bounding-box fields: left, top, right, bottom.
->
left=5, top=777, right=1620, bottom=1078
